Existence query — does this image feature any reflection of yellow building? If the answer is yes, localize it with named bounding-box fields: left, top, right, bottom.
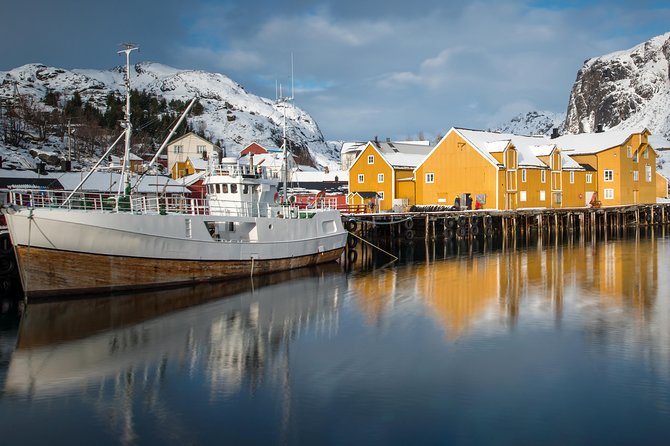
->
left=350, top=238, right=659, bottom=339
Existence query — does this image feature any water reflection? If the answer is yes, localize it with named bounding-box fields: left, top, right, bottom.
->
left=3, top=265, right=346, bottom=443
left=352, top=236, right=665, bottom=342
left=1, top=236, right=669, bottom=445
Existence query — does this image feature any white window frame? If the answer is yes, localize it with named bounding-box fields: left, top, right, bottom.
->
left=425, top=173, right=435, bottom=183
left=644, top=148, right=649, bottom=159
left=378, top=173, right=384, bottom=183
left=540, top=190, right=546, bottom=201
left=569, top=171, right=575, bottom=184
left=646, top=165, right=652, bottom=182
left=604, top=188, right=614, bottom=200
left=604, top=169, right=614, bottom=182
left=358, top=174, right=364, bottom=183
left=521, top=169, right=527, bottom=183
left=540, top=170, right=546, bottom=183
left=519, top=190, right=527, bottom=202
left=633, top=171, right=639, bottom=181
left=586, top=173, right=593, bottom=184
left=173, top=145, right=183, bottom=154
left=197, top=145, right=206, bottom=153
left=367, top=155, right=374, bottom=164
left=627, top=145, right=632, bottom=158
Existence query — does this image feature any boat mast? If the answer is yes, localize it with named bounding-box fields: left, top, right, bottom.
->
left=118, top=43, right=138, bottom=197
left=280, top=53, right=294, bottom=204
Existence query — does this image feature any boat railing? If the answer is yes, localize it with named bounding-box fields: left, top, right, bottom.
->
left=210, top=164, right=271, bottom=180
left=8, top=189, right=340, bottom=218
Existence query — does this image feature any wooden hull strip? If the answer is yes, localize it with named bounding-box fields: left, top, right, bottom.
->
left=14, top=245, right=344, bottom=298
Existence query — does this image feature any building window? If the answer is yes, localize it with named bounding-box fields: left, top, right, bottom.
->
left=540, top=170, right=546, bottom=183
left=627, top=145, right=632, bottom=158
left=378, top=173, right=384, bottom=183
left=197, top=145, right=206, bottom=153
left=358, top=174, right=364, bottom=183
left=604, top=169, right=614, bottom=182
left=586, top=173, right=593, bottom=184
left=378, top=191, right=384, bottom=200
left=604, top=188, right=614, bottom=200
left=367, top=155, right=374, bottom=164
left=425, top=173, right=435, bottom=183
left=644, top=148, right=649, bottom=159
left=633, top=171, right=639, bottom=181
left=173, top=145, right=183, bottom=154
left=646, top=165, right=652, bottom=182
left=521, top=169, right=527, bottom=183
left=569, top=171, right=575, bottom=184
left=540, top=190, right=546, bottom=201
left=520, top=191, right=527, bottom=202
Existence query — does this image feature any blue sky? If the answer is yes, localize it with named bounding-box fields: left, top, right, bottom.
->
left=2, top=0, right=669, bottom=141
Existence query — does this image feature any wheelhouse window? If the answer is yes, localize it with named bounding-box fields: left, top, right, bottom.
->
left=231, top=184, right=238, bottom=193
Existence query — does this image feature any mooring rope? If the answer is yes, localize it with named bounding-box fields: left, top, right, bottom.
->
left=347, top=231, right=399, bottom=262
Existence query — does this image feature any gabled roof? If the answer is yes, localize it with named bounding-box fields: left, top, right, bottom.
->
left=167, top=132, right=220, bottom=150
left=553, top=129, right=648, bottom=155
left=240, top=143, right=269, bottom=156
left=187, top=157, right=209, bottom=170
left=456, top=128, right=548, bottom=168
left=363, top=140, right=433, bottom=169
left=349, top=191, right=380, bottom=199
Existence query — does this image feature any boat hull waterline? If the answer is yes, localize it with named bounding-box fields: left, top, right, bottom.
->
left=5, top=207, right=348, bottom=298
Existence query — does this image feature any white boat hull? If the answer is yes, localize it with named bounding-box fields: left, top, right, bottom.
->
left=5, top=207, right=348, bottom=297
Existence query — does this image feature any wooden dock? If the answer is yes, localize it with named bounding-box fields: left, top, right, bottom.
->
left=342, top=204, right=670, bottom=244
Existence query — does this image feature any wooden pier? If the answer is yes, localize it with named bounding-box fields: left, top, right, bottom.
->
left=342, top=204, right=670, bottom=245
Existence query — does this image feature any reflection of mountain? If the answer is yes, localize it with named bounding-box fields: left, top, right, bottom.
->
left=351, top=237, right=662, bottom=340
left=5, top=264, right=345, bottom=400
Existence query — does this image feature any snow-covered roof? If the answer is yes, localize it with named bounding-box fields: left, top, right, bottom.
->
left=456, top=128, right=548, bottom=168
left=553, top=130, right=644, bottom=154
left=179, top=171, right=208, bottom=186
left=188, top=157, right=209, bottom=170
left=292, top=169, right=349, bottom=183
left=650, top=134, right=670, bottom=150
left=384, top=153, right=428, bottom=168
left=52, top=171, right=187, bottom=194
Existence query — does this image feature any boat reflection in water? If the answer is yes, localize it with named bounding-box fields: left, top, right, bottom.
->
left=6, top=263, right=346, bottom=403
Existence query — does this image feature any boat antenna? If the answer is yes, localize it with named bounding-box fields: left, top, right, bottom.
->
left=117, top=43, right=138, bottom=197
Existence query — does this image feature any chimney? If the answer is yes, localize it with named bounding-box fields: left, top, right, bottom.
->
left=551, top=128, right=559, bottom=139
left=596, top=124, right=604, bottom=133
left=62, top=160, right=72, bottom=172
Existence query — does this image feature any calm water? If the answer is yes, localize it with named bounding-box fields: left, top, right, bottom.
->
left=1, top=235, right=670, bottom=445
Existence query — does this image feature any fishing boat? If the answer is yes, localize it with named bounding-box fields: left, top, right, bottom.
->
left=1, top=46, right=347, bottom=299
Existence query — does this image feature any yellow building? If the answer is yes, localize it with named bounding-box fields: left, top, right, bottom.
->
left=656, top=172, right=668, bottom=199
left=167, top=132, right=220, bottom=179
left=415, top=128, right=584, bottom=210
left=554, top=129, right=657, bottom=205
left=347, top=140, right=432, bottom=211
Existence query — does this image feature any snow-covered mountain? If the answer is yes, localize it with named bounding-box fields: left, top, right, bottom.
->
left=0, top=62, right=337, bottom=169
left=494, top=32, right=670, bottom=139
left=565, top=32, right=670, bottom=137
left=491, top=110, right=565, bottom=136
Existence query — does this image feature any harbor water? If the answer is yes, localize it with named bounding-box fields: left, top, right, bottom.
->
left=1, top=233, right=670, bottom=445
